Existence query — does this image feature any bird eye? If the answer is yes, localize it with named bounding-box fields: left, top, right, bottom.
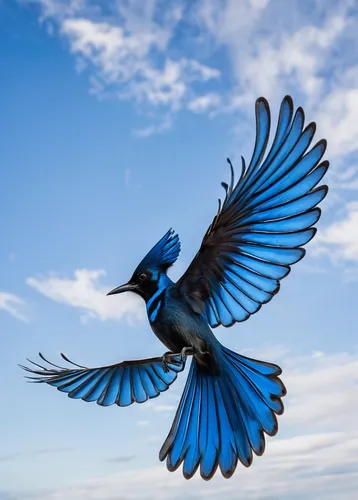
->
left=138, top=272, right=148, bottom=282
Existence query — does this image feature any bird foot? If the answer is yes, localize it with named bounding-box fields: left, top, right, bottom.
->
left=161, top=347, right=194, bottom=373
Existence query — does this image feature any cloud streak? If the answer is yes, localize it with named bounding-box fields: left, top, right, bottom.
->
left=0, top=292, right=28, bottom=322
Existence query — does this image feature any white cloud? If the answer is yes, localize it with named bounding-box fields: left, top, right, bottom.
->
left=26, top=0, right=84, bottom=20
left=329, top=165, right=358, bottom=190
left=119, top=58, right=219, bottom=109
left=195, top=0, right=358, bottom=163
left=23, top=0, right=358, bottom=155
left=0, top=292, right=28, bottom=322
left=318, top=87, right=358, bottom=158
left=61, top=17, right=159, bottom=85
left=192, top=0, right=358, bottom=277
left=26, top=268, right=144, bottom=323
left=196, top=0, right=269, bottom=44
left=282, top=350, right=358, bottom=428
left=25, top=1, right=220, bottom=133
left=187, top=93, right=221, bottom=113
left=314, top=202, right=358, bottom=263
left=133, top=115, right=172, bottom=138
left=10, top=348, right=358, bottom=499
left=241, top=16, right=346, bottom=102
left=196, top=0, right=351, bottom=100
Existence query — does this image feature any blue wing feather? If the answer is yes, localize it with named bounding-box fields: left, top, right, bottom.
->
left=253, top=162, right=328, bottom=211
left=257, top=124, right=316, bottom=194
left=238, top=244, right=304, bottom=265
left=238, top=106, right=305, bottom=204
left=176, top=96, right=328, bottom=328
left=224, top=269, right=273, bottom=302
left=20, top=353, right=185, bottom=407
left=245, top=98, right=271, bottom=180
left=261, top=95, right=293, bottom=166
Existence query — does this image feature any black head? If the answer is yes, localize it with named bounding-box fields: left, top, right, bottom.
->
left=107, top=268, right=162, bottom=300
left=106, top=229, right=180, bottom=301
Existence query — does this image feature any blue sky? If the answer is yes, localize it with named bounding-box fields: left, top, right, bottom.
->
left=1, top=0, right=358, bottom=498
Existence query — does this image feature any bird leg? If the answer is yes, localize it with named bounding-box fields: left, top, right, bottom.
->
left=161, top=347, right=194, bottom=372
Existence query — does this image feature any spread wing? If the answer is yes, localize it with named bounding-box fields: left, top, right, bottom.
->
left=176, top=95, right=329, bottom=328
left=20, top=352, right=186, bottom=407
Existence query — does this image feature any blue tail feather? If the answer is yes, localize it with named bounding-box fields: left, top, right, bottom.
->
left=159, top=345, right=286, bottom=480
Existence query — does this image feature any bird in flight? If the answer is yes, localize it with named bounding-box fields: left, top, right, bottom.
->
left=21, top=95, right=329, bottom=480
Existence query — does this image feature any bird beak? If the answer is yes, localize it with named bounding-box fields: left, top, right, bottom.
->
left=107, top=283, right=137, bottom=296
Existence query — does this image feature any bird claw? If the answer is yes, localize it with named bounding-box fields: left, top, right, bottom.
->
left=161, top=352, right=172, bottom=373
left=161, top=347, right=194, bottom=372
left=180, top=346, right=194, bottom=363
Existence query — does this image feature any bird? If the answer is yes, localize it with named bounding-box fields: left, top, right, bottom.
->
left=21, top=95, right=329, bottom=480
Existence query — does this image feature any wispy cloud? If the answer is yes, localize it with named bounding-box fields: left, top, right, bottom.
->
left=26, top=269, right=143, bottom=323
left=329, top=165, right=358, bottom=191
left=24, top=0, right=220, bottom=135
left=60, top=18, right=218, bottom=109
left=318, top=84, right=358, bottom=159
left=22, top=0, right=358, bottom=158
left=233, top=14, right=346, bottom=104
left=140, top=399, right=179, bottom=414
left=0, top=292, right=28, bottom=323
left=152, top=404, right=176, bottom=413
left=133, top=115, right=172, bottom=138
left=313, top=201, right=358, bottom=264
left=187, top=93, right=221, bottom=113
left=282, top=350, right=358, bottom=428
left=194, top=0, right=358, bottom=163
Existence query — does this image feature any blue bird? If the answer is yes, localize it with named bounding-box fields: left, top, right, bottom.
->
left=21, top=95, right=329, bottom=480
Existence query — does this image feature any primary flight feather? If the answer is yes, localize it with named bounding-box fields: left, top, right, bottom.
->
left=21, top=96, right=328, bottom=480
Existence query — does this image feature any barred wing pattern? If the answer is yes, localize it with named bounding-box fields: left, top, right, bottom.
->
left=176, top=96, right=329, bottom=327
left=20, top=353, right=186, bottom=407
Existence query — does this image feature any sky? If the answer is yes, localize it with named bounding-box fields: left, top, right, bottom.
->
left=1, top=0, right=358, bottom=498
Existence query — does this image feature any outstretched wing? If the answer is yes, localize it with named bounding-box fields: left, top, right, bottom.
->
left=176, top=95, right=328, bottom=328
left=20, top=353, right=186, bottom=407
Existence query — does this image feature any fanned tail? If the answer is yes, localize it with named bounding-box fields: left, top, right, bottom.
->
left=159, top=345, right=286, bottom=480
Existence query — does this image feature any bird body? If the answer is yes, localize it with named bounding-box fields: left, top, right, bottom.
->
left=149, top=282, right=217, bottom=361
left=22, top=95, right=329, bottom=480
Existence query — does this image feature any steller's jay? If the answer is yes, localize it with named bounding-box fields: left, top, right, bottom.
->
left=21, top=95, right=329, bottom=480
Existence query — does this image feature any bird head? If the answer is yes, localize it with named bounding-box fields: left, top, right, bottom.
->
left=107, top=229, right=180, bottom=300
